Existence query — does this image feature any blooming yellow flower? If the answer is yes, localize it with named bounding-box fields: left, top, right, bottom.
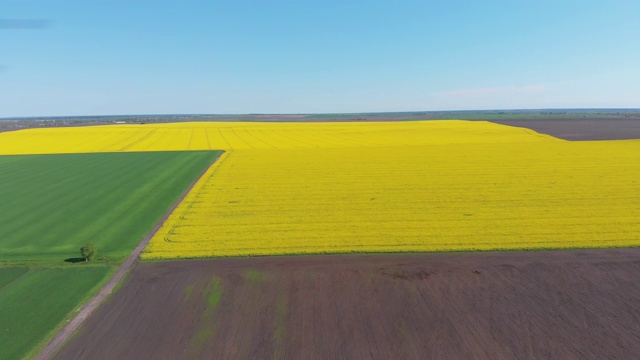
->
left=1, top=120, right=638, bottom=258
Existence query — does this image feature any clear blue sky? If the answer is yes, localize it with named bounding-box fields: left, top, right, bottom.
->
left=1, top=0, right=639, bottom=117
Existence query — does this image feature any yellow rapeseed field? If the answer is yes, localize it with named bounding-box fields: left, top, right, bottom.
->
left=1, top=121, right=638, bottom=257
left=0, top=120, right=551, bottom=154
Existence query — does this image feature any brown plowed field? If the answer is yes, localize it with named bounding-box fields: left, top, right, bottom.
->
left=56, top=249, right=640, bottom=359
left=490, top=118, right=640, bottom=140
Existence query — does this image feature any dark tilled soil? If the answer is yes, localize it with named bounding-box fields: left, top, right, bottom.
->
left=490, top=118, right=640, bottom=140
left=0, top=127, right=22, bottom=133
left=55, top=250, right=640, bottom=360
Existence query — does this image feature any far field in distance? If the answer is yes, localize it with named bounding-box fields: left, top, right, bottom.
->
left=2, top=108, right=640, bottom=131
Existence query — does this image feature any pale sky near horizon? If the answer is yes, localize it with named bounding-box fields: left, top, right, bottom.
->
left=1, top=1, right=639, bottom=117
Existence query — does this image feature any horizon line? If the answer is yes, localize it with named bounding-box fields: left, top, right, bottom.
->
left=3, top=107, right=640, bottom=121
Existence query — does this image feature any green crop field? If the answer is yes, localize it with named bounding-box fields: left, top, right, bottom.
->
left=0, top=151, right=222, bottom=264
left=0, top=150, right=221, bottom=359
left=0, top=266, right=113, bottom=360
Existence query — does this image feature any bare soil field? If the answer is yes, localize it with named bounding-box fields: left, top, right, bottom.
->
left=56, top=249, right=640, bottom=359
left=0, top=126, right=21, bottom=133
left=490, top=118, right=640, bottom=140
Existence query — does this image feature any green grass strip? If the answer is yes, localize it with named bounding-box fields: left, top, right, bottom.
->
left=0, top=266, right=112, bottom=360
left=0, top=151, right=222, bottom=264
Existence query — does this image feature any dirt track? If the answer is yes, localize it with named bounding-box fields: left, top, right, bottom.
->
left=490, top=118, right=640, bottom=140
left=55, top=249, right=640, bottom=359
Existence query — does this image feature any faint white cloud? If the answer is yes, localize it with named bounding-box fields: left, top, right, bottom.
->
left=435, top=84, right=546, bottom=98
left=425, top=83, right=550, bottom=110
left=0, top=19, right=49, bottom=29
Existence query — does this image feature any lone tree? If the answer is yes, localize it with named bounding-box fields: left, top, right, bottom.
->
left=80, top=242, right=97, bottom=262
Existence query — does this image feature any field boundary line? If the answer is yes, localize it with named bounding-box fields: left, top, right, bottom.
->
left=35, top=150, right=225, bottom=360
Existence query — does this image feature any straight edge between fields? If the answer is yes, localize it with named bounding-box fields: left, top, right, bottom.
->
left=140, top=244, right=640, bottom=263
left=34, top=150, right=225, bottom=360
